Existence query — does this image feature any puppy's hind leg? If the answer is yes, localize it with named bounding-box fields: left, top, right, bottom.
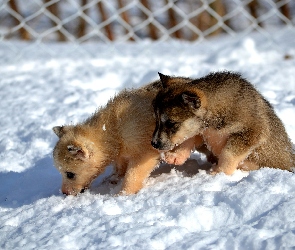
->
left=120, top=153, right=160, bottom=195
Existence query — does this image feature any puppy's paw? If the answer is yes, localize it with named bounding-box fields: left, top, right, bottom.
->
left=209, top=170, right=219, bottom=175
left=210, top=164, right=236, bottom=176
left=209, top=164, right=220, bottom=175
left=162, top=151, right=188, bottom=165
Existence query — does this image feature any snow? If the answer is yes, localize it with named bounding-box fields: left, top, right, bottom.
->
left=1, top=27, right=295, bottom=249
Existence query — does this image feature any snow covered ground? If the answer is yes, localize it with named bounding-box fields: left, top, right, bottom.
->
left=1, top=27, right=295, bottom=249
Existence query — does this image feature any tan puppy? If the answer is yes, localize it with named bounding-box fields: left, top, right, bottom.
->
left=152, top=71, right=295, bottom=175
left=53, top=79, right=199, bottom=196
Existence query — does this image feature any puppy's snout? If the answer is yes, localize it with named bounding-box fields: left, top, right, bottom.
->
left=62, top=185, right=85, bottom=196
left=151, top=138, right=161, bottom=149
left=62, top=189, right=84, bottom=196
left=62, top=189, right=71, bottom=196
left=152, top=137, right=174, bottom=151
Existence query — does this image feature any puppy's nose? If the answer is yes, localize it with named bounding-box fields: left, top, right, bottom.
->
left=62, top=190, right=70, bottom=195
left=151, top=139, right=161, bottom=149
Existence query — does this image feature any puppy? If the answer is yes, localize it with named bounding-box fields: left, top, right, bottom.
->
left=152, top=71, right=295, bottom=175
left=53, top=78, right=198, bottom=196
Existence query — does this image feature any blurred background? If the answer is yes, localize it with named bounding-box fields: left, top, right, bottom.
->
left=0, top=0, right=294, bottom=60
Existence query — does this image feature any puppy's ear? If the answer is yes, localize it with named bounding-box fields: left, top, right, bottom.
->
left=67, top=144, right=89, bottom=160
left=182, top=92, right=201, bottom=110
left=53, top=126, right=66, bottom=138
left=158, top=72, right=170, bottom=88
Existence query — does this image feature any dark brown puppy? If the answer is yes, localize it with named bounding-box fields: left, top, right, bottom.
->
left=152, top=71, right=295, bottom=175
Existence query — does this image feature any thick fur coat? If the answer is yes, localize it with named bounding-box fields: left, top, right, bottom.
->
left=53, top=79, right=195, bottom=195
left=152, top=72, right=295, bottom=175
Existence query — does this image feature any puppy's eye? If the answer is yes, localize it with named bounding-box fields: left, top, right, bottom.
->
left=165, top=119, right=176, bottom=128
left=66, top=171, right=75, bottom=179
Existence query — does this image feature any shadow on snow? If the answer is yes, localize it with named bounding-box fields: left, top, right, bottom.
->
left=0, top=153, right=212, bottom=208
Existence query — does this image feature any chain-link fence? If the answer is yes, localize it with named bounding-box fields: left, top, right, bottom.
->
left=0, top=0, right=294, bottom=60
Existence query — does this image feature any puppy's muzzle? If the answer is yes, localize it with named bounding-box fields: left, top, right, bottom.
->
left=151, top=138, right=161, bottom=149
left=151, top=138, right=171, bottom=151
left=62, top=187, right=87, bottom=196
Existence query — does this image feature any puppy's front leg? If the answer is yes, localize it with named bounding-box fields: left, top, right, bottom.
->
left=211, top=150, right=249, bottom=175
left=120, top=154, right=160, bottom=195
left=163, top=136, right=196, bottom=165
left=211, top=131, right=257, bottom=175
